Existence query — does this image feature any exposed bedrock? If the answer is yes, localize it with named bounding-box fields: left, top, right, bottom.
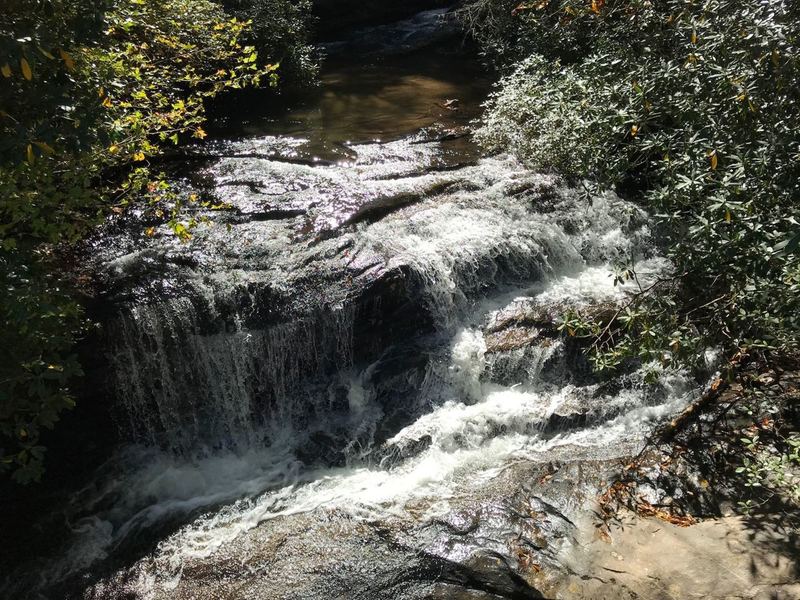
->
left=84, top=460, right=617, bottom=600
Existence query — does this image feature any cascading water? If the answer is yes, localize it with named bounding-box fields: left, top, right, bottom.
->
left=2, top=23, right=703, bottom=600
left=50, top=144, right=696, bottom=599
left=102, top=151, right=662, bottom=458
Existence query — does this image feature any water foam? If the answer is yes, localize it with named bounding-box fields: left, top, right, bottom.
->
left=58, top=262, right=695, bottom=595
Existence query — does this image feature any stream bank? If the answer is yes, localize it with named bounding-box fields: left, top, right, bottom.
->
left=582, top=352, right=800, bottom=599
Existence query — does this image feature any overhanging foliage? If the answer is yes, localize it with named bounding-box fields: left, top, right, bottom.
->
left=0, top=0, right=289, bottom=482
left=469, top=0, right=800, bottom=372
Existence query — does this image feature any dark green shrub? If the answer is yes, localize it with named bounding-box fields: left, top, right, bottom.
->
left=0, top=0, right=278, bottom=482
left=470, top=0, right=800, bottom=370
left=221, top=0, right=318, bottom=87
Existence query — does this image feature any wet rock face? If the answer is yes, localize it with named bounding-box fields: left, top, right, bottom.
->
left=86, top=460, right=616, bottom=600
left=484, top=300, right=618, bottom=346
left=89, top=520, right=542, bottom=600
left=481, top=299, right=621, bottom=388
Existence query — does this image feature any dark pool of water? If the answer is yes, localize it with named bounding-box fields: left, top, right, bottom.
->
left=209, top=45, right=493, bottom=160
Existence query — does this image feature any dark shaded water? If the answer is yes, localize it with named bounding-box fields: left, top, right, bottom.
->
left=210, top=46, right=492, bottom=161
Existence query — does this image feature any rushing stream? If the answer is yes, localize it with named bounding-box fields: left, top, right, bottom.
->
left=4, top=11, right=703, bottom=600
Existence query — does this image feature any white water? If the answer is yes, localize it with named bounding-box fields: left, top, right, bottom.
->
left=79, top=362, right=692, bottom=597
left=104, top=147, right=655, bottom=453
left=50, top=256, right=695, bottom=594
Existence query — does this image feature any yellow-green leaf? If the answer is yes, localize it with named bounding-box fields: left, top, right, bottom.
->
left=20, top=58, right=32, bottom=81
left=59, top=48, right=76, bottom=72
left=26, top=144, right=35, bottom=164
left=33, top=141, right=55, bottom=155
left=1, top=63, right=11, bottom=78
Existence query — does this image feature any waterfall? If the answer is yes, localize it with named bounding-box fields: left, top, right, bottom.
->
left=102, top=148, right=656, bottom=460
left=109, top=294, right=356, bottom=454
left=0, top=22, right=711, bottom=600
left=6, top=127, right=695, bottom=600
